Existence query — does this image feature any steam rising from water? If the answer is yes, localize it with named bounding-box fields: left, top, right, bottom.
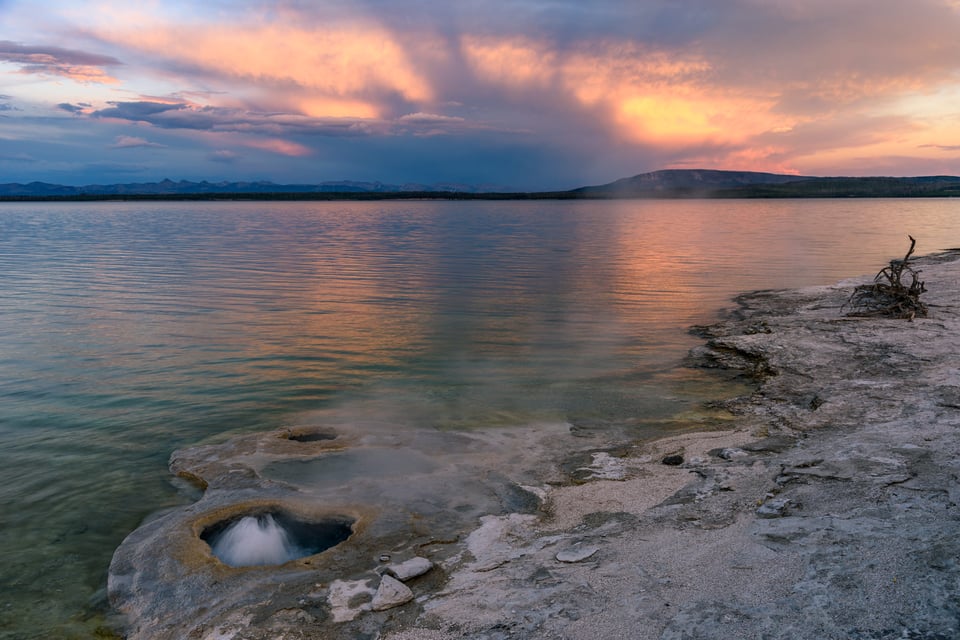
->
left=210, top=514, right=304, bottom=567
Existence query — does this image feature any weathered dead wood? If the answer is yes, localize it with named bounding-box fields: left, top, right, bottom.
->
left=843, top=235, right=927, bottom=320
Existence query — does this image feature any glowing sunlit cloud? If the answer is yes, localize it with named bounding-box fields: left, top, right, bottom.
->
left=298, top=97, right=379, bottom=120
left=615, top=95, right=721, bottom=145
left=461, top=36, right=557, bottom=88
left=90, top=19, right=434, bottom=119
left=459, top=36, right=791, bottom=149
left=242, top=138, right=311, bottom=157
left=561, top=47, right=711, bottom=107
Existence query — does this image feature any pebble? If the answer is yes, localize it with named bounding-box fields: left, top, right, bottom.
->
left=370, top=575, right=414, bottom=611
left=386, top=556, right=433, bottom=581
left=556, top=545, right=599, bottom=563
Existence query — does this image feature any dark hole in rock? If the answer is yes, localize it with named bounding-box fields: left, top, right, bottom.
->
left=285, top=431, right=337, bottom=443
left=201, top=510, right=354, bottom=567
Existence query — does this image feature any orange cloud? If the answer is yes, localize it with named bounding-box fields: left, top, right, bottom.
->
left=93, top=20, right=433, bottom=119
left=461, top=36, right=557, bottom=88
left=298, top=97, right=379, bottom=120
left=459, top=36, right=791, bottom=148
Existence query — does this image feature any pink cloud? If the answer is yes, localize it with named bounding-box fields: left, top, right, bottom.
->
left=0, top=40, right=121, bottom=84
left=243, top=138, right=311, bottom=157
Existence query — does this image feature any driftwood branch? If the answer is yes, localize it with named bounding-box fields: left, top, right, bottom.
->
left=843, top=235, right=927, bottom=320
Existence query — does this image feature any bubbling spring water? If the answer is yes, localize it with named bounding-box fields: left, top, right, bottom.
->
left=203, top=511, right=355, bottom=567
left=209, top=514, right=305, bottom=567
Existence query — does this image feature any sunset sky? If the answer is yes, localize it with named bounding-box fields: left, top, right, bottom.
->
left=3, top=0, right=960, bottom=189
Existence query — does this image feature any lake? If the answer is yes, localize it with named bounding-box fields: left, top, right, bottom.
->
left=0, top=198, right=957, bottom=638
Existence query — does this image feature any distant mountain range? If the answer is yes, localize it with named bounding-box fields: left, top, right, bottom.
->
left=0, top=178, right=506, bottom=198
left=3, top=170, right=960, bottom=200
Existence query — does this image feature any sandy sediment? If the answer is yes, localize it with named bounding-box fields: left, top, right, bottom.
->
left=109, top=250, right=960, bottom=639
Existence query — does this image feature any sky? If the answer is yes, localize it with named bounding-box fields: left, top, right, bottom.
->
left=2, top=0, right=960, bottom=190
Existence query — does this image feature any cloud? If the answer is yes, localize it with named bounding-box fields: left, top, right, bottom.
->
left=0, top=40, right=121, bottom=83
left=919, top=144, right=960, bottom=152
left=110, top=135, right=164, bottom=149
left=6, top=1, right=960, bottom=184
left=88, top=19, right=433, bottom=117
left=93, top=100, right=186, bottom=121
left=242, top=138, right=311, bottom=157
left=57, top=102, right=87, bottom=114
left=90, top=100, right=369, bottom=136
left=0, top=151, right=36, bottom=163
left=209, top=149, right=239, bottom=163
left=399, top=112, right=464, bottom=124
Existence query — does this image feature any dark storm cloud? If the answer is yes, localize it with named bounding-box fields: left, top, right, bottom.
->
left=92, top=101, right=187, bottom=121
left=311, top=0, right=720, bottom=45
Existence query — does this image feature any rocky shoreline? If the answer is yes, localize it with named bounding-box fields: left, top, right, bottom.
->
left=109, top=250, right=960, bottom=640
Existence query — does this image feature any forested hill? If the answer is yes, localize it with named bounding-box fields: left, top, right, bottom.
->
left=571, top=170, right=960, bottom=198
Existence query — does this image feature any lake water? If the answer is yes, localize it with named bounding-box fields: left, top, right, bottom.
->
left=0, top=198, right=957, bottom=638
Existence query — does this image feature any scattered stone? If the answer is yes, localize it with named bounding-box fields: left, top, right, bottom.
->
left=718, top=447, right=749, bottom=460
left=756, top=497, right=793, bottom=518
left=379, top=554, right=391, bottom=563
left=371, top=574, right=414, bottom=611
left=386, top=557, right=433, bottom=581
left=556, top=545, right=599, bottom=563
left=662, top=454, right=684, bottom=466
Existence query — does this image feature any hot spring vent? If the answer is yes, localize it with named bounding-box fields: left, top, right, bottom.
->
left=201, top=511, right=354, bottom=567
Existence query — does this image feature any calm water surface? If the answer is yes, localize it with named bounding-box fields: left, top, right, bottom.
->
left=0, top=199, right=957, bottom=638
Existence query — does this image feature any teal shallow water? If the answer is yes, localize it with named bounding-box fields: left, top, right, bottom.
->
left=0, top=198, right=957, bottom=638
